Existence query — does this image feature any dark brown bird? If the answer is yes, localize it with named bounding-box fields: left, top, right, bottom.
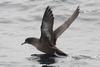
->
left=21, top=6, right=80, bottom=56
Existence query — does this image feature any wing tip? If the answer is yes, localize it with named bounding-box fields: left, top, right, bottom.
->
left=46, top=6, right=54, bottom=20
left=77, top=5, right=80, bottom=13
left=46, top=6, right=51, bottom=10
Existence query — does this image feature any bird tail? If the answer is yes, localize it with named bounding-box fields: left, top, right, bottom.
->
left=55, top=49, right=68, bottom=56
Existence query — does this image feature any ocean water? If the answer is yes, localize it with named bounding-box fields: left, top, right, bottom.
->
left=0, top=0, right=100, bottom=67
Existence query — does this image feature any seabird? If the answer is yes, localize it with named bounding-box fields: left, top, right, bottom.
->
left=21, top=6, right=79, bottom=56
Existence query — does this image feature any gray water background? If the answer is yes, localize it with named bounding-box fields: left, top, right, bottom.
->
left=0, top=0, right=100, bottom=67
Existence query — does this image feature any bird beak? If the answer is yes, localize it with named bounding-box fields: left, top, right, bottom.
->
left=21, top=42, right=26, bottom=45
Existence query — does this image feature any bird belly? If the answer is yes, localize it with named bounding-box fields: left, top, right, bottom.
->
left=36, top=44, right=55, bottom=54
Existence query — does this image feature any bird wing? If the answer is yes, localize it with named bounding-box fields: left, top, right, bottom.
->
left=40, top=6, right=55, bottom=46
left=54, top=6, right=80, bottom=41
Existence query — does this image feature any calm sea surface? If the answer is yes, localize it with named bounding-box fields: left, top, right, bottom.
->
left=0, top=0, right=100, bottom=67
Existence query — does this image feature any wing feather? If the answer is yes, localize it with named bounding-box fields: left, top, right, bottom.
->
left=54, top=6, right=80, bottom=40
left=40, top=6, right=55, bottom=46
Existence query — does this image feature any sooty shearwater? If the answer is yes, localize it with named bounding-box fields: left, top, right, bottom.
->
left=21, top=6, right=79, bottom=56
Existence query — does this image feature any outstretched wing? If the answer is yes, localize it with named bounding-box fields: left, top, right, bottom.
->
left=40, top=6, right=55, bottom=46
left=54, top=6, right=80, bottom=41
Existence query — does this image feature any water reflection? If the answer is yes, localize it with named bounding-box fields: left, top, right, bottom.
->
left=28, top=54, right=57, bottom=67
